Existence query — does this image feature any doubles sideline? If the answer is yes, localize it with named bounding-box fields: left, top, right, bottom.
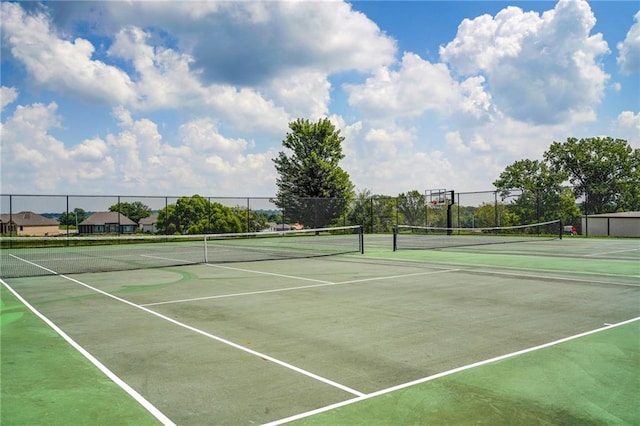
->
left=263, top=315, right=640, bottom=425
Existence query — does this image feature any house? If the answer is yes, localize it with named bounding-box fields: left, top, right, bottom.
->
left=581, top=211, right=640, bottom=237
left=139, top=213, right=159, bottom=234
left=0, top=211, right=60, bottom=236
left=263, top=223, right=304, bottom=232
left=78, top=212, right=137, bottom=235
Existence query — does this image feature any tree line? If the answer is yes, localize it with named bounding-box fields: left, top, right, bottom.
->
left=57, top=119, right=639, bottom=234
left=274, top=119, right=638, bottom=230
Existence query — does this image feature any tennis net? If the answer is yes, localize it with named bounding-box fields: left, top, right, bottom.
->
left=393, top=220, right=562, bottom=251
left=0, top=225, right=363, bottom=278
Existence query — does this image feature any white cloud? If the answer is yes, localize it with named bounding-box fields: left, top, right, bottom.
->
left=0, top=0, right=633, bottom=200
left=151, top=0, right=396, bottom=85
left=612, top=111, right=640, bottom=146
left=439, top=0, right=610, bottom=125
left=364, top=126, right=415, bottom=158
left=108, top=26, right=203, bottom=110
left=108, top=24, right=291, bottom=135
left=0, top=102, right=69, bottom=190
left=617, top=11, right=640, bottom=74
left=70, top=137, right=109, bottom=161
left=1, top=87, right=18, bottom=111
left=263, top=70, right=332, bottom=120
left=0, top=2, right=136, bottom=106
left=179, top=119, right=250, bottom=154
left=0, top=101, right=280, bottom=195
left=76, top=0, right=396, bottom=86
left=345, top=52, right=487, bottom=121
left=445, top=131, right=471, bottom=154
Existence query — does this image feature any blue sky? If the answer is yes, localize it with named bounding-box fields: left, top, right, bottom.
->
left=1, top=0, right=638, bottom=199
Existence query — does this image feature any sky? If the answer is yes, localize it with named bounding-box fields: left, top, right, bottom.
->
left=1, top=0, right=638, bottom=199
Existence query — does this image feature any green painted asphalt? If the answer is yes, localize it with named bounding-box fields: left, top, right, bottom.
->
left=293, top=320, right=640, bottom=425
left=0, top=286, right=161, bottom=426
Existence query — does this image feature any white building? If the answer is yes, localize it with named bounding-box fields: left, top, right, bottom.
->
left=581, top=212, right=640, bottom=237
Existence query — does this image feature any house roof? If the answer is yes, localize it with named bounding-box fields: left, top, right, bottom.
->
left=0, top=211, right=58, bottom=226
left=80, top=212, right=136, bottom=225
left=138, top=213, right=158, bottom=225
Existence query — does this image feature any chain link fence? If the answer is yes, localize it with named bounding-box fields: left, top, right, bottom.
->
left=0, top=189, right=584, bottom=237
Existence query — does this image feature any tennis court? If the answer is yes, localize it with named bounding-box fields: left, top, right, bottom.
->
left=1, top=231, right=639, bottom=425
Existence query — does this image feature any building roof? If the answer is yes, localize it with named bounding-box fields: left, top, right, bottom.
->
left=0, top=211, right=58, bottom=226
left=138, top=213, right=158, bottom=225
left=585, top=211, right=640, bottom=218
left=80, top=212, right=136, bottom=225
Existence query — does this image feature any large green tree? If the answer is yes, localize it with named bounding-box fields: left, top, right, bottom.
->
left=544, top=137, right=639, bottom=214
left=156, top=195, right=243, bottom=235
left=493, top=159, right=579, bottom=224
left=397, top=190, right=426, bottom=226
left=108, top=201, right=151, bottom=224
left=346, top=189, right=374, bottom=232
left=273, top=118, right=354, bottom=228
left=58, top=208, right=89, bottom=226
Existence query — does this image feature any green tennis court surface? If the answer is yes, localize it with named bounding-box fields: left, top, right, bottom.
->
left=1, top=236, right=638, bottom=425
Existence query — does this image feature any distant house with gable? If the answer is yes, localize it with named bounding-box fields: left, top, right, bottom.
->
left=139, top=213, right=159, bottom=234
left=0, top=211, right=60, bottom=236
left=78, top=212, right=137, bottom=235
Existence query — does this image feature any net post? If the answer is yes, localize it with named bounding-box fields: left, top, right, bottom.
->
left=392, top=226, right=398, bottom=251
left=558, top=219, right=563, bottom=240
left=447, top=190, right=454, bottom=235
left=359, top=225, right=364, bottom=254
left=204, top=235, right=208, bottom=262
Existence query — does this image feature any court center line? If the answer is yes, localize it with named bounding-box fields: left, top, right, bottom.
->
left=264, top=316, right=640, bottom=426
left=142, top=267, right=458, bottom=307
left=0, top=274, right=176, bottom=426
left=8, top=254, right=365, bottom=398
left=141, top=254, right=334, bottom=285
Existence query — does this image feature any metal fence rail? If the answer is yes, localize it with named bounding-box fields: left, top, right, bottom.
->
left=0, top=189, right=583, bottom=237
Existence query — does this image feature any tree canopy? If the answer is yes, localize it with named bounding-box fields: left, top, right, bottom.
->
left=58, top=208, right=89, bottom=226
left=156, top=195, right=243, bottom=235
left=544, top=137, right=639, bottom=214
left=108, top=201, right=152, bottom=224
left=493, top=159, right=579, bottom=224
left=494, top=137, right=637, bottom=224
left=273, top=118, right=354, bottom=227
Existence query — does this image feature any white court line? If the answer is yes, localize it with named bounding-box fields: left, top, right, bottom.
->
left=363, top=255, right=640, bottom=281
left=584, top=247, right=640, bottom=257
left=470, top=268, right=640, bottom=287
left=1, top=274, right=176, bottom=426
left=264, top=316, right=640, bottom=426
left=8, top=254, right=365, bottom=398
left=142, top=268, right=458, bottom=307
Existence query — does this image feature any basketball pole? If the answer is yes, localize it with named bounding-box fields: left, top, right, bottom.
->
left=447, top=190, right=454, bottom=235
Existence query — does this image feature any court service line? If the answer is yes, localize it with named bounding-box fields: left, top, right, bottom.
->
left=264, top=316, right=640, bottom=426
left=142, top=268, right=459, bottom=307
left=363, top=254, right=640, bottom=281
left=8, top=254, right=365, bottom=398
left=469, top=268, right=640, bottom=287
left=0, top=275, right=176, bottom=426
left=141, top=254, right=334, bottom=285
left=584, top=247, right=640, bottom=257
